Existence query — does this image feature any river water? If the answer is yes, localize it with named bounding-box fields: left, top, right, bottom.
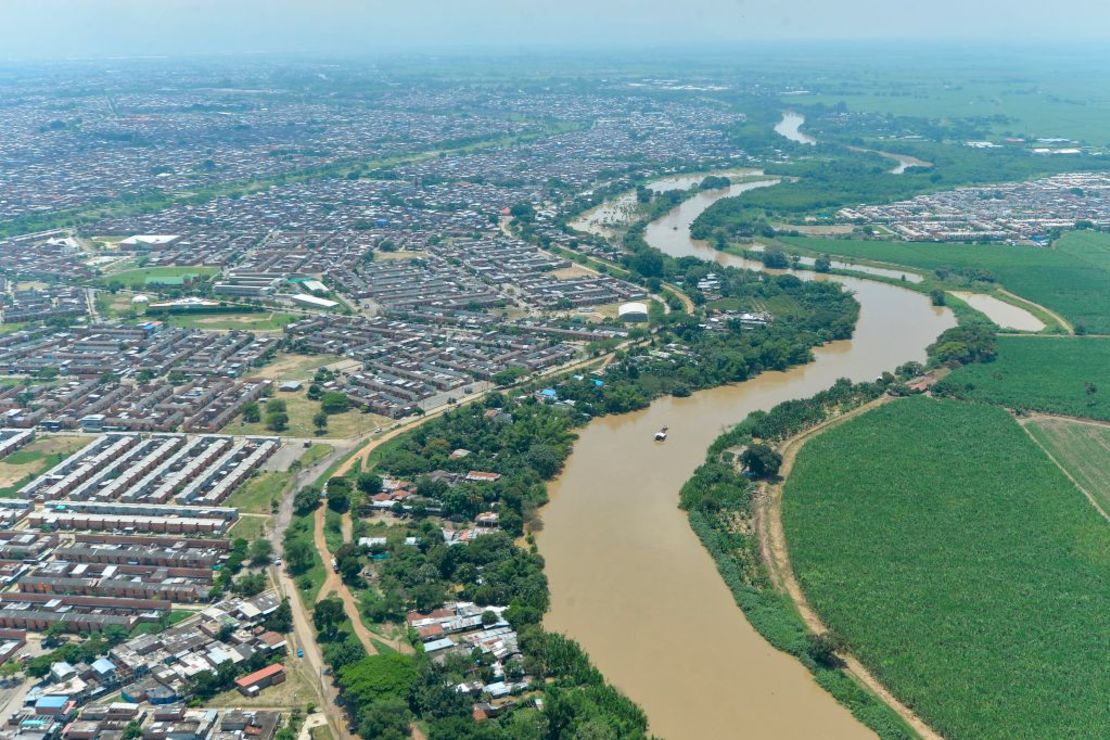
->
left=949, top=291, right=1045, bottom=331
left=538, top=180, right=955, bottom=739
left=775, top=111, right=816, bottom=145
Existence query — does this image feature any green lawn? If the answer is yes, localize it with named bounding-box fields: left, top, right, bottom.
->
left=779, top=231, right=1110, bottom=334
left=226, top=390, right=389, bottom=440
left=935, top=336, right=1110, bottom=421
left=1025, top=417, right=1110, bottom=515
left=97, top=266, right=220, bottom=288
left=0, top=436, right=89, bottom=494
left=224, top=471, right=292, bottom=514
left=228, top=515, right=269, bottom=542
left=783, top=397, right=1110, bottom=739
left=166, top=311, right=299, bottom=332
left=300, top=443, right=334, bottom=468
left=129, top=609, right=192, bottom=637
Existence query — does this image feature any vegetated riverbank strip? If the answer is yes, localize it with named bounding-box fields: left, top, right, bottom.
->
left=0, top=119, right=583, bottom=238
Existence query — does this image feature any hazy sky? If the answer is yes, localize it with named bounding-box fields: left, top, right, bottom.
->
left=2, top=0, right=1109, bottom=59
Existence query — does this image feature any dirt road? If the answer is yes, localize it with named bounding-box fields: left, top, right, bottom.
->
left=312, top=503, right=410, bottom=655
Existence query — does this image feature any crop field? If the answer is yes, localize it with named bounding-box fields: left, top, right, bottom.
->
left=935, top=336, right=1110, bottom=421
left=782, top=397, right=1110, bottom=739
left=1025, top=417, right=1110, bottom=515
left=778, top=231, right=1110, bottom=334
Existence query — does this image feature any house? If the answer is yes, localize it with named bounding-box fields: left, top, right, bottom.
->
left=465, top=471, right=501, bottom=483
left=234, top=663, right=285, bottom=697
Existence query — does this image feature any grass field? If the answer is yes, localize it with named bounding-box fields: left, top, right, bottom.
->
left=227, top=390, right=389, bottom=440
left=0, top=436, right=88, bottom=491
left=782, top=397, right=1110, bottom=739
left=228, top=515, right=269, bottom=542
left=1025, top=417, right=1110, bottom=515
left=166, top=311, right=299, bottom=332
left=97, top=266, right=220, bottom=288
left=300, top=443, right=333, bottom=468
left=779, top=231, right=1110, bottom=334
left=246, top=353, right=348, bottom=381
left=207, top=658, right=317, bottom=708
left=935, top=336, right=1110, bottom=421
left=224, top=471, right=292, bottom=514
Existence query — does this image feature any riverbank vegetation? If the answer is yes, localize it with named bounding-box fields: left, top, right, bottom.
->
left=783, top=397, right=1110, bottom=739
left=935, top=336, right=1110, bottom=420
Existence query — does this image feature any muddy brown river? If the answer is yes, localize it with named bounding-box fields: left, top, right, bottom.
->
left=539, top=179, right=956, bottom=739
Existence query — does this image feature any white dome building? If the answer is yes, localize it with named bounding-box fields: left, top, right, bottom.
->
left=618, top=301, right=649, bottom=322
left=131, top=294, right=151, bottom=305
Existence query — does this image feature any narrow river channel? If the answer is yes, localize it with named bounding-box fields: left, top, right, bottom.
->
left=538, top=179, right=956, bottom=739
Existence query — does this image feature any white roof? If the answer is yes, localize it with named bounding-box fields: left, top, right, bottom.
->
left=618, top=301, right=648, bottom=316
left=290, top=293, right=339, bottom=309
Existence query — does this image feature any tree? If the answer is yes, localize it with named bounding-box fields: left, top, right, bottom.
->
left=314, top=597, right=347, bottom=639
left=312, top=411, right=329, bottom=434
left=263, top=598, right=293, bottom=633
left=320, top=392, right=351, bottom=415
left=740, top=444, right=782, bottom=478
left=266, top=411, right=289, bottom=432
left=814, top=254, right=832, bottom=273
left=357, top=472, right=383, bottom=495
left=103, top=624, right=129, bottom=646
left=293, top=487, right=321, bottom=515
left=285, top=538, right=314, bottom=574
left=249, top=538, right=273, bottom=565
left=761, top=248, right=789, bottom=269
left=327, top=477, right=351, bottom=513
left=233, top=572, right=267, bottom=597
left=525, top=443, right=562, bottom=478
left=806, top=632, right=846, bottom=668
left=930, top=289, right=947, bottom=307
left=335, top=543, right=362, bottom=583
left=357, top=698, right=411, bottom=740
left=242, top=402, right=261, bottom=424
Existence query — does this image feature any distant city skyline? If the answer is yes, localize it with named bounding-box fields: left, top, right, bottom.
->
left=2, top=0, right=1110, bottom=60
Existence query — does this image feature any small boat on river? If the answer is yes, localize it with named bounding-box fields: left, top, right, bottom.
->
left=654, top=427, right=669, bottom=442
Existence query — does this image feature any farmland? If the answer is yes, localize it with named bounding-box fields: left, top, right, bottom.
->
left=1024, top=417, right=1110, bottom=515
left=934, top=336, right=1110, bottom=421
left=782, top=397, right=1110, bottom=739
left=777, top=230, right=1110, bottom=334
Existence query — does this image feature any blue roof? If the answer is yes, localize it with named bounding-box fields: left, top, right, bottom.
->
left=92, top=658, right=116, bottom=674
left=36, top=696, right=68, bottom=709
left=541, top=388, right=557, bottom=397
